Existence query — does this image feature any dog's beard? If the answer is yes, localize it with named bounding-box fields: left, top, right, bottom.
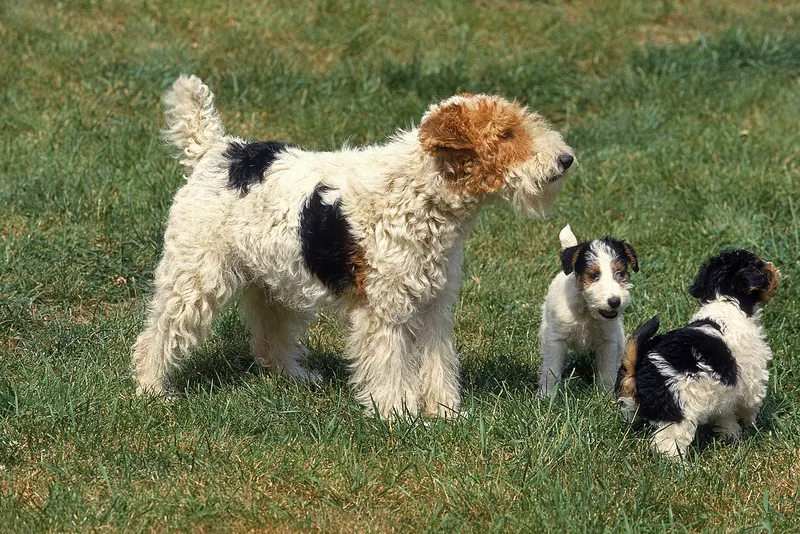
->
left=504, top=178, right=562, bottom=218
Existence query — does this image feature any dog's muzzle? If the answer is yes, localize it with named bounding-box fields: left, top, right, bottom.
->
left=549, top=153, right=575, bottom=183
left=558, top=154, right=574, bottom=171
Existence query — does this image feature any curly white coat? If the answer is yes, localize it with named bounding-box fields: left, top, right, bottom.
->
left=132, top=75, right=574, bottom=418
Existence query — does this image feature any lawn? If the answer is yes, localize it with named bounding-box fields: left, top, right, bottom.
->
left=1, top=0, right=799, bottom=531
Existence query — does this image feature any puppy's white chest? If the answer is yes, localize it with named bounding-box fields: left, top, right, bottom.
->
left=565, top=317, right=613, bottom=351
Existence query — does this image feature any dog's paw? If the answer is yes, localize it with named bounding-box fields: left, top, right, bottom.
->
left=364, top=397, right=420, bottom=421
left=134, top=377, right=168, bottom=397
left=537, top=384, right=556, bottom=398
left=650, top=424, right=694, bottom=461
left=651, top=440, right=689, bottom=461
left=424, top=403, right=463, bottom=419
left=419, top=390, right=461, bottom=419
left=714, top=421, right=742, bottom=441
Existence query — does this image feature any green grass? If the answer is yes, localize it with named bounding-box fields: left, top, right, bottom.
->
left=1, top=0, right=799, bottom=531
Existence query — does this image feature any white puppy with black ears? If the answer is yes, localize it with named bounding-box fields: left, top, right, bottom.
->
left=538, top=225, right=639, bottom=396
left=132, top=75, right=575, bottom=419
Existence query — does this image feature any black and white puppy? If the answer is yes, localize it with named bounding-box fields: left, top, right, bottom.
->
left=616, top=249, right=781, bottom=459
left=538, top=225, right=639, bottom=396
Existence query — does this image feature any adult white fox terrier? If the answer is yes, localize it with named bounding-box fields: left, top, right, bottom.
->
left=538, top=225, right=639, bottom=396
left=616, top=249, right=780, bottom=459
left=132, top=75, right=575, bottom=418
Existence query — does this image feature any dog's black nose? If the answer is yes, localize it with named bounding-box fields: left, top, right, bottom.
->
left=608, top=297, right=621, bottom=309
left=558, top=154, right=574, bottom=171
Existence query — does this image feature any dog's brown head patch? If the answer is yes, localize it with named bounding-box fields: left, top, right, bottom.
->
left=419, top=95, right=535, bottom=196
left=611, top=258, right=632, bottom=286
left=579, top=263, right=602, bottom=288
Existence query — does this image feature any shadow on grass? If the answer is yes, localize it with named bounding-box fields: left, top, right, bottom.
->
left=169, top=347, right=259, bottom=395
left=463, top=349, right=599, bottom=395
left=168, top=340, right=351, bottom=396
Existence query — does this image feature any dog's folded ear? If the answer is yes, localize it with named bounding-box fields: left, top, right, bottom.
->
left=419, top=98, right=478, bottom=153
left=561, top=243, right=587, bottom=275
left=688, top=273, right=710, bottom=300
left=623, top=242, right=639, bottom=272
left=419, top=95, right=534, bottom=196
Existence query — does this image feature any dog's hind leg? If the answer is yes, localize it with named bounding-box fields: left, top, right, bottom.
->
left=736, top=403, right=761, bottom=426
left=240, top=284, right=320, bottom=382
left=346, top=308, right=420, bottom=418
left=132, top=251, right=237, bottom=396
left=651, top=419, right=696, bottom=460
left=712, top=413, right=742, bottom=441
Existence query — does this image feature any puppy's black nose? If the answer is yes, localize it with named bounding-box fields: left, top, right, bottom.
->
left=558, top=154, right=574, bottom=171
left=608, top=297, right=621, bottom=309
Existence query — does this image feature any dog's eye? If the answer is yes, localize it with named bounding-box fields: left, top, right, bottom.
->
left=498, top=130, right=513, bottom=139
left=590, top=272, right=601, bottom=281
left=614, top=270, right=627, bottom=281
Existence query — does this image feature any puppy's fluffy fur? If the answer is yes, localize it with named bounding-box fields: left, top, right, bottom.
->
left=132, top=75, right=574, bottom=418
left=616, top=249, right=780, bottom=459
left=538, top=225, right=639, bottom=396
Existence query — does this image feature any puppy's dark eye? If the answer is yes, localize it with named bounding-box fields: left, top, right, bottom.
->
left=498, top=130, right=513, bottom=139
left=614, top=270, right=627, bottom=281
left=590, top=272, right=601, bottom=281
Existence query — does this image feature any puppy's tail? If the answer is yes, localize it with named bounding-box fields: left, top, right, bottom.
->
left=559, top=224, right=578, bottom=249
left=616, top=315, right=660, bottom=420
left=162, top=75, right=224, bottom=171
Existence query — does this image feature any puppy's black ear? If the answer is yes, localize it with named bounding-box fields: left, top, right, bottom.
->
left=561, top=243, right=586, bottom=275
left=688, top=282, right=707, bottom=300
left=622, top=242, right=639, bottom=272
left=689, top=257, right=723, bottom=301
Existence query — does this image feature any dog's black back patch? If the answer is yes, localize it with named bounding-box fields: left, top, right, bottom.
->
left=655, top=328, right=737, bottom=386
left=224, top=140, right=290, bottom=195
left=635, top=325, right=738, bottom=424
left=300, top=185, right=357, bottom=294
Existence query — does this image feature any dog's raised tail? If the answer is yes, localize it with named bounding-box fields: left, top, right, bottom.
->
left=616, top=315, right=660, bottom=420
left=162, top=75, right=224, bottom=171
left=559, top=224, right=578, bottom=249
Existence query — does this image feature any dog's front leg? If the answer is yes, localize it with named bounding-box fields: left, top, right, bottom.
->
left=595, top=336, right=624, bottom=392
left=416, top=295, right=461, bottom=418
left=345, top=307, right=420, bottom=419
left=538, top=330, right=568, bottom=397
